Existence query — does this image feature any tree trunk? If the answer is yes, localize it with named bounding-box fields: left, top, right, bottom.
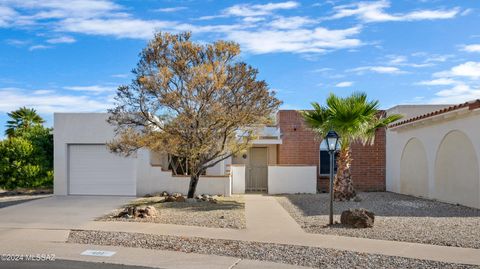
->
left=187, top=174, right=199, bottom=198
left=333, top=146, right=356, bottom=201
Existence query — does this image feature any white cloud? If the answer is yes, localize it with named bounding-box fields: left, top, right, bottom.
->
left=335, top=81, right=353, bottom=87
left=312, top=67, right=334, bottom=73
left=269, top=16, right=315, bottom=29
left=242, top=17, right=265, bottom=23
left=462, top=44, right=480, bottom=53
left=349, top=66, right=405, bottom=74
left=33, top=89, right=55, bottom=95
left=29, top=44, right=52, bottom=51
left=434, top=61, right=480, bottom=80
left=226, top=26, right=361, bottom=54
left=387, top=55, right=407, bottom=65
left=46, top=36, right=76, bottom=44
left=0, top=87, right=112, bottom=114
left=418, top=78, right=457, bottom=86
left=224, top=1, right=299, bottom=17
left=5, top=39, right=30, bottom=46
left=330, top=0, right=460, bottom=23
left=154, top=7, right=187, bottom=13
left=111, top=73, right=129, bottom=78
left=64, top=85, right=117, bottom=94
left=0, top=0, right=364, bottom=55
left=421, top=62, right=480, bottom=104
left=0, top=6, right=17, bottom=27
left=430, top=83, right=480, bottom=104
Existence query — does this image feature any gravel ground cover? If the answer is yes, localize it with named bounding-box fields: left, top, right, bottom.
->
left=98, top=195, right=246, bottom=229
left=276, top=192, right=480, bottom=248
left=68, top=230, right=478, bottom=269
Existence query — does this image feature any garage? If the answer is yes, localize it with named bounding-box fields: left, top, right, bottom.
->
left=68, top=144, right=136, bottom=196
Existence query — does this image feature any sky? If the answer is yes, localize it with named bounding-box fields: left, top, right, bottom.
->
left=1, top=0, right=480, bottom=135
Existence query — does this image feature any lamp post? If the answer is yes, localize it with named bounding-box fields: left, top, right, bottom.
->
left=325, top=130, right=340, bottom=225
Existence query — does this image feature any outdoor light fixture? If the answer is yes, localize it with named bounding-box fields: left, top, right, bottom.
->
left=325, top=130, right=339, bottom=225
left=325, top=130, right=340, bottom=152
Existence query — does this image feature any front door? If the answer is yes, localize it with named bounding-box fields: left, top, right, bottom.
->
left=247, top=147, right=268, bottom=192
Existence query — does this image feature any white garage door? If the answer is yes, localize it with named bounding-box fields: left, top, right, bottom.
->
left=68, top=144, right=136, bottom=195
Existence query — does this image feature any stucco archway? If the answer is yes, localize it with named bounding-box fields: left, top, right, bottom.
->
left=434, top=130, right=480, bottom=208
left=400, top=138, right=429, bottom=197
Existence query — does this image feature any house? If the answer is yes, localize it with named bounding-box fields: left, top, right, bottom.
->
left=386, top=100, right=480, bottom=209
left=53, top=111, right=386, bottom=197
left=54, top=101, right=480, bottom=208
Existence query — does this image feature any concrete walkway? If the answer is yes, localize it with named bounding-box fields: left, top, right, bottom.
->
left=79, top=194, right=480, bottom=266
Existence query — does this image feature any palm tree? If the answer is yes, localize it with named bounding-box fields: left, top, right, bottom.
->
left=5, top=107, right=45, bottom=137
left=302, top=92, right=402, bottom=201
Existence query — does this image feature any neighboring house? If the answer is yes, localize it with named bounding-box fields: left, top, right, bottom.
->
left=387, top=100, right=480, bottom=209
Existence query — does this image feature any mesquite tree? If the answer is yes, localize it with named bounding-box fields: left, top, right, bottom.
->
left=108, top=32, right=281, bottom=198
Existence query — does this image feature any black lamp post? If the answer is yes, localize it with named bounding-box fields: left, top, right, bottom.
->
left=325, top=130, right=340, bottom=225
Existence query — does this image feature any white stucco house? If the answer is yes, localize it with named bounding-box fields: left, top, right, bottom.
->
left=54, top=99, right=480, bottom=209
left=53, top=113, right=316, bottom=197
left=386, top=100, right=480, bottom=209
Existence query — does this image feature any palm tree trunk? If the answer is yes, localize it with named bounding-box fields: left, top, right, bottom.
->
left=333, top=146, right=356, bottom=201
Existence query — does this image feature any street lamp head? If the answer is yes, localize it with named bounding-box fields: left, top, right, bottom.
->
left=325, top=130, right=340, bottom=152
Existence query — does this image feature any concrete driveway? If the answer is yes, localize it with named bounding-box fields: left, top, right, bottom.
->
left=0, top=196, right=132, bottom=229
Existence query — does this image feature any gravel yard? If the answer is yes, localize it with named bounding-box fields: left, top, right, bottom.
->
left=98, top=195, right=246, bottom=229
left=276, top=192, right=480, bottom=248
left=68, top=230, right=478, bottom=269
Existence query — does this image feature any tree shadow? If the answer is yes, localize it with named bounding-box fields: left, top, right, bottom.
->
left=0, top=196, right=49, bottom=209
left=281, top=192, right=480, bottom=218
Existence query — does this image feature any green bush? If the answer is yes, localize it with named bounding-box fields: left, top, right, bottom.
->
left=0, top=126, right=53, bottom=190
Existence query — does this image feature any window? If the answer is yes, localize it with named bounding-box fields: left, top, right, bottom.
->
left=319, top=140, right=338, bottom=175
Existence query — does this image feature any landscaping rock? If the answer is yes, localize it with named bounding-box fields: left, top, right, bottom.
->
left=161, top=191, right=169, bottom=197
left=144, top=193, right=153, bottom=198
left=176, top=196, right=186, bottom=202
left=340, top=208, right=375, bottom=228
left=144, top=206, right=159, bottom=217
left=165, top=196, right=176, bottom=202
left=172, top=192, right=182, bottom=198
left=117, top=205, right=158, bottom=219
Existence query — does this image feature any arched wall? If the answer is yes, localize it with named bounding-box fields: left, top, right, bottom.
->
left=400, top=138, right=429, bottom=197
left=434, top=130, right=480, bottom=208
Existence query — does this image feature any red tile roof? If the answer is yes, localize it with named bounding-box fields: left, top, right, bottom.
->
left=389, top=99, right=480, bottom=128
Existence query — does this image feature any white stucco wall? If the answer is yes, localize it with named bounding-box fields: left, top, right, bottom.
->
left=54, top=113, right=134, bottom=195
left=399, top=138, right=429, bottom=198
left=136, top=149, right=231, bottom=196
left=231, top=165, right=246, bottom=194
left=267, top=166, right=317, bottom=194
left=55, top=113, right=231, bottom=197
left=387, top=108, right=480, bottom=208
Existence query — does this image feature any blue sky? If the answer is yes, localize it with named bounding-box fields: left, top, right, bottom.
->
left=1, top=0, right=480, bottom=134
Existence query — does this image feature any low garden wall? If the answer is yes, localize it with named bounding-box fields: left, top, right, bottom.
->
left=230, top=165, right=246, bottom=194
left=136, top=150, right=232, bottom=197
left=267, top=165, right=317, bottom=194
